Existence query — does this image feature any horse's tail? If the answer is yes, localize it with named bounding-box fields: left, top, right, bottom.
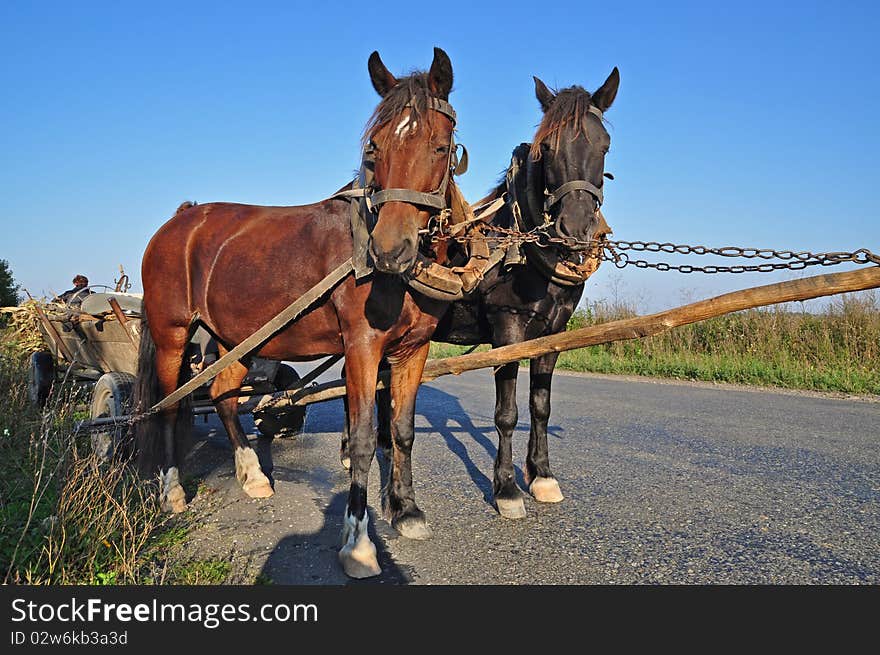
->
left=131, top=310, right=193, bottom=477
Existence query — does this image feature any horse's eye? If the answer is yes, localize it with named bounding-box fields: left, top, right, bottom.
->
left=435, top=146, right=449, bottom=154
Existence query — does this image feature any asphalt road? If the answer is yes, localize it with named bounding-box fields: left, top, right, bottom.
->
left=178, top=366, right=880, bottom=584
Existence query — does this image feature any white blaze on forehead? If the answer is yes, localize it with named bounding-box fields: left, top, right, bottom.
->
left=394, top=115, right=417, bottom=136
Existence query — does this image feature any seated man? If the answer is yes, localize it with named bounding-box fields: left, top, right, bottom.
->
left=56, top=274, right=93, bottom=306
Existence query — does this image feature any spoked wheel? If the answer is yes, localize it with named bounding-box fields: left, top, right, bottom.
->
left=89, top=372, right=135, bottom=462
left=253, top=363, right=307, bottom=439
left=27, top=351, right=55, bottom=408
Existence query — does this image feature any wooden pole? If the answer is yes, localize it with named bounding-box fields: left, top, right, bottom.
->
left=283, top=266, right=880, bottom=407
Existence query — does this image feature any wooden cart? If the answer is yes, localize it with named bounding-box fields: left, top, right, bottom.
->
left=28, top=288, right=306, bottom=458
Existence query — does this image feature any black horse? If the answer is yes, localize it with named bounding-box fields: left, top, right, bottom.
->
left=343, top=70, right=620, bottom=521
left=430, top=70, right=619, bottom=518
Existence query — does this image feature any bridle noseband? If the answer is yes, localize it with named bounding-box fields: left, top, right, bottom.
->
left=365, top=97, right=466, bottom=214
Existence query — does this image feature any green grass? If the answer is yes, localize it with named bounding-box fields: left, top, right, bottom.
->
left=173, top=558, right=231, bottom=585
left=428, top=291, right=880, bottom=395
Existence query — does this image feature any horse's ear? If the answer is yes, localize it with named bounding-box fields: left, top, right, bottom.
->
left=592, top=67, right=620, bottom=112
left=428, top=47, right=453, bottom=99
left=534, top=77, right=555, bottom=112
left=368, top=51, right=398, bottom=97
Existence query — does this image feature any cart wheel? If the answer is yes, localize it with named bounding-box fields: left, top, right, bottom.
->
left=90, top=372, right=135, bottom=462
left=27, top=351, right=55, bottom=408
left=253, top=363, right=307, bottom=439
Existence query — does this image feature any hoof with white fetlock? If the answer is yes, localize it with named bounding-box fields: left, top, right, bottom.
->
left=495, top=495, right=527, bottom=519
left=160, top=468, right=187, bottom=513
left=393, top=513, right=433, bottom=540
left=530, top=476, right=564, bottom=503
left=235, top=447, right=274, bottom=498
left=339, top=513, right=381, bottom=578
left=243, top=477, right=274, bottom=498
left=162, top=484, right=187, bottom=513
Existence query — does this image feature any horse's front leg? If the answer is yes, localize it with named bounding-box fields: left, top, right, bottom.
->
left=384, top=344, right=432, bottom=540
left=340, top=359, right=392, bottom=471
left=493, top=361, right=527, bottom=519
left=526, top=352, right=564, bottom=503
left=338, top=348, right=382, bottom=579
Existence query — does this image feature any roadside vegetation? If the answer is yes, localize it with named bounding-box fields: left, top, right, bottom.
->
left=429, top=291, right=880, bottom=395
left=0, top=344, right=230, bottom=584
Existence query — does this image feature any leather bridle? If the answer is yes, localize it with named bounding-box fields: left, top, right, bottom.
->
left=363, top=97, right=467, bottom=214
left=538, top=103, right=606, bottom=248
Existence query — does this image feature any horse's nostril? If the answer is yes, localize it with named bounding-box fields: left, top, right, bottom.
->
left=370, top=239, right=414, bottom=273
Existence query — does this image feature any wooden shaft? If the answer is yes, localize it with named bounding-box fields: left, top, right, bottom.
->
left=284, top=266, right=880, bottom=407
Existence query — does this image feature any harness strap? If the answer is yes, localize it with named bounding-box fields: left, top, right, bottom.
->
left=423, top=97, right=457, bottom=124
left=447, top=196, right=506, bottom=236
left=330, top=188, right=369, bottom=200
left=544, top=179, right=604, bottom=211
left=148, top=258, right=355, bottom=413
left=369, top=188, right=447, bottom=211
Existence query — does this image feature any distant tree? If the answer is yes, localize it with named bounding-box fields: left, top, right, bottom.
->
left=0, top=260, right=21, bottom=326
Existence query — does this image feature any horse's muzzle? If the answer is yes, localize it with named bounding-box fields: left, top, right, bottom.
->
left=369, top=238, right=417, bottom=275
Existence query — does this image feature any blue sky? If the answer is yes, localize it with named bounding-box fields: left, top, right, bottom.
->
left=1, top=1, right=878, bottom=310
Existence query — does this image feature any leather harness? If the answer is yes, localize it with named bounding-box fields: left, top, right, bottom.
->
left=334, top=98, right=608, bottom=298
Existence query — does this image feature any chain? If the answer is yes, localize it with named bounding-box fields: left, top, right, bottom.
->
left=432, top=225, right=880, bottom=275
left=600, top=242, right=880, bottom=274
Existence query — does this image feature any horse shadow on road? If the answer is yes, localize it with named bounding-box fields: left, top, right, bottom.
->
left=183, top=382, right=563, bottom=584
left=257, top=490, right=414, bottom=585
left=411, top=385, right=564, bottom=507
left=187, top=400, right=412, bottom=585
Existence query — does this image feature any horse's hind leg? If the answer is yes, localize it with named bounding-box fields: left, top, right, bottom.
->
left=158, top=406, right=187, bottom=513
left=210, top=347, right=273, bottom=499
left=526, top=353, right=564, bottom=503
left=493, top=361, right=527, bottom=519
left=384, top=344, right=431, bottom=540
left=154, top=330, right=191, bottom=513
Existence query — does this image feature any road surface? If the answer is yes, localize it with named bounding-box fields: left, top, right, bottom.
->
left=178, top=365, right=880, bottom=584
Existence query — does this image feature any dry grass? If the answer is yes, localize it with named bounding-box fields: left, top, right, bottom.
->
left=0, top=353, right=168, bottom=585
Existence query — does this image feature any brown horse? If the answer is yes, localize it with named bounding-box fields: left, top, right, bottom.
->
left=133, top=48, right=459, bottom=578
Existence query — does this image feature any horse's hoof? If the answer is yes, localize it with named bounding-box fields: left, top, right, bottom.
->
left=162, top=484, right=187, bottom=514
left=243, top=479, right=274, bottom=499
left=340, top=455, right=351, bottom=471
left=495, top=495, right=527, bottom=519
left=393, top=513, right=433, bottom=540
left=338, top=540, right=381, bottom=579
left=530, top=476, right=564, bottom=503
